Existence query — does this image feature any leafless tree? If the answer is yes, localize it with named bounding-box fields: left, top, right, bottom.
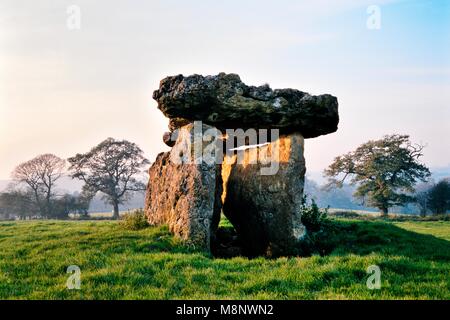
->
left=11, top=154, right=66, bottom=217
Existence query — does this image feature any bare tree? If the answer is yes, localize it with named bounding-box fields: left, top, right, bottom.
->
left=68, top=138, right=149, bottom=219
left=11, top=154, right=66, bottom=217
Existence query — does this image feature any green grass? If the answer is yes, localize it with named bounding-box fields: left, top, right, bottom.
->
left=0, top=218, right=448, bottom=300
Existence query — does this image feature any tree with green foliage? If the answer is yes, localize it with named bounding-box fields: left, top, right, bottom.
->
left=68, top=138, right=149, bottom=219
left=427, top=179, right=450, bottom=215
left=52, top=191, right=93, bottom=219
left=0, top=188, right=36, bottom=220
left=324, top=134, right=430, bottom=216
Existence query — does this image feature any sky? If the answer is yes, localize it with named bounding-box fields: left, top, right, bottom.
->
left=0, top=0, right=449, bottom=182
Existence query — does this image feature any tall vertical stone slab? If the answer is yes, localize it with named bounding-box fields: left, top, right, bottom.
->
left=222, top=133, right=306, bottom=257
left=144, top=123, right=223, bottom=250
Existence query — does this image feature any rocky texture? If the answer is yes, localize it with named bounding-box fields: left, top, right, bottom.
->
left=153, top=73, right=339, bottom=138
left=146, top=73, right=340, bottom=257
left=169, top=118, right=191, bottom=132
left=222, top=133, right=306, bottom=257
left=145, top=123, right=223, bottom=250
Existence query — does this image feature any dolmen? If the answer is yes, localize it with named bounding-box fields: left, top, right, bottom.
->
left=145, top=73, right=339, bottom=257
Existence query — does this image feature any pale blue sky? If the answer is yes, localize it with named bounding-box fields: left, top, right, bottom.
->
left=0, top=0, right=449, bottom=180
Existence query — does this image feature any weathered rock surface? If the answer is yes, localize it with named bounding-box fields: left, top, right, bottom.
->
left=153, top=73, right=339, bottom=138
left=146, top=73, right=340, bottom=257
left=222, top=133, right=306, bottom=257
left=145, top=123, right=223, bottom=250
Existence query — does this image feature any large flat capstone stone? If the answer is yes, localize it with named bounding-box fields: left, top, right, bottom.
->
left=153, top=73, right=339, bottom=138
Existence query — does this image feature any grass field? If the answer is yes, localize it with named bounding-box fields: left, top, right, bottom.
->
left=0, top=218, right=448, bottom=300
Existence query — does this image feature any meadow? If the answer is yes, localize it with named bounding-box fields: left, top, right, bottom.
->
left=0, top=217, right=448, bottom=300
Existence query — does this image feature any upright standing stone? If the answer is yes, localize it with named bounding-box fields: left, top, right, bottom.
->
left=222, top=133, right=306, bottom=257
left=145, top=123, right=223, bottom=250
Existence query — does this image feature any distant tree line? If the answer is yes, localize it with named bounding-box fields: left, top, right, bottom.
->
left=1, top=134, right=448, bottom=220
left=414, top=179, right=450, bottom=216
left=0, top=138, right=149, bottom=220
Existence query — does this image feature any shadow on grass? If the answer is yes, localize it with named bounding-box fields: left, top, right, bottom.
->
left=1, top=220, right=448, bottom=299
left=324, top=220, right=450, bottom=262
left=209, top=219, right=450, bottom=261
left=57, top=220, right=447, bottom=262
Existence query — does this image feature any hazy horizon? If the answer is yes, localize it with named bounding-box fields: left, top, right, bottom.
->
left=1, top=0, right=449, bottom=180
